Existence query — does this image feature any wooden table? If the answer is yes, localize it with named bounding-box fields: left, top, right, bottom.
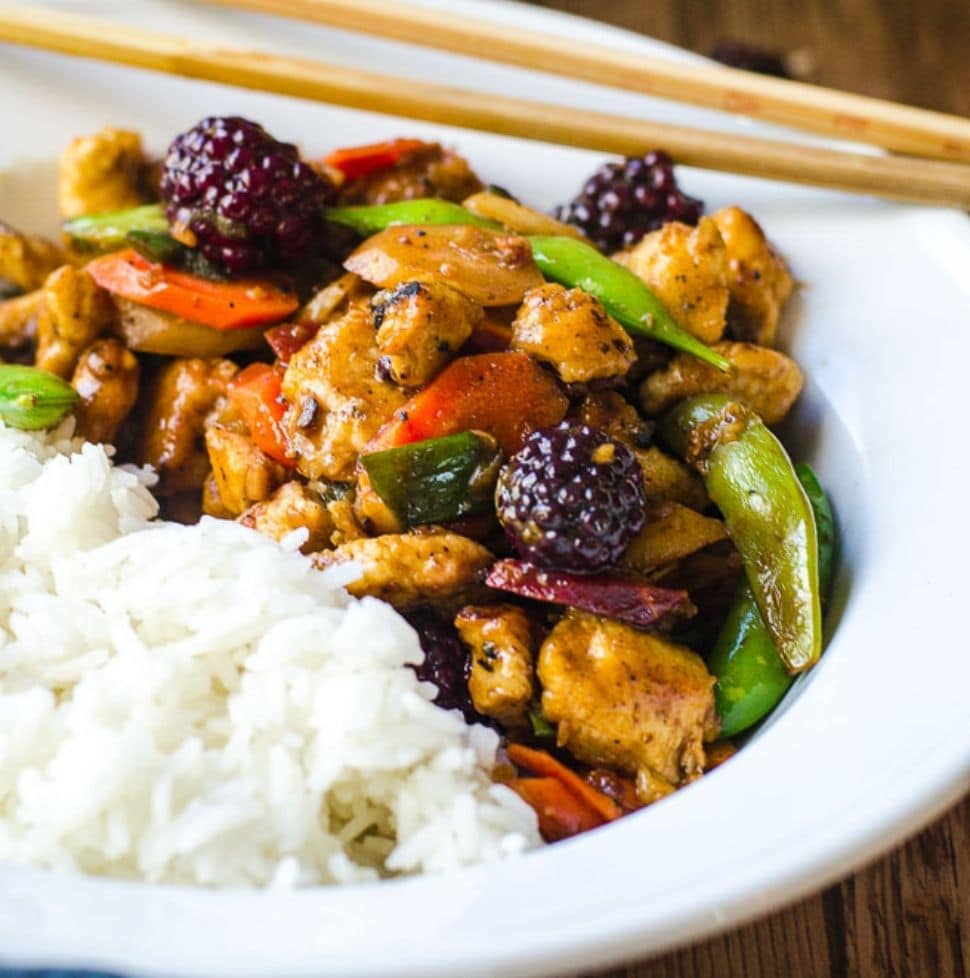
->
left=529, top=2, right=969, bottom=975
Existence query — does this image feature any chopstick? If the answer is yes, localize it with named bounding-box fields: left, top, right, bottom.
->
left=199, top=0, right=970, bottom=165
left=0, top=4, right=968, bottom=209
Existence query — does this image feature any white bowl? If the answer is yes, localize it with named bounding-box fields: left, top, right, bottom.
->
left=0, top=3, right=968, bottom=976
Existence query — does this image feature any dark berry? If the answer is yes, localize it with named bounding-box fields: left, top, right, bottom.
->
left=709, top=41, right=791, bottom=78
left=556, top=151, right=703, bottom=253
left=405, top=607, right=479, bottom=722
left=495, top=422, right=647, bottom=573
left=160, top=116, right=336, bottom=276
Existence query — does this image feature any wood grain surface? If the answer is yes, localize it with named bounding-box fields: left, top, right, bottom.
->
left=529, top=1, right=969, bottom=976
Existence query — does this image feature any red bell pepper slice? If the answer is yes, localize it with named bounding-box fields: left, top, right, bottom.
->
left=486, top=559, right=694, bottom=630
left=87, top=250, right=298, bottom=331
left=323, top=138, right=427, bottom=181
left=227, top=363, right=295, bottom=467
left=368, top=352, right=568, bottom=456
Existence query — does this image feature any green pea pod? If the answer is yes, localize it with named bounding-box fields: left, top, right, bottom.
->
left=0, top=364, right=80, bottom=430
left=526, top=235, right=731, bottom=372
left=660, top=394, right=821, bottom=673
left=63, top=203, right=168, bottom=253
left=710, top=463, right=836, bottom=737
left=360, top=430, right=502, bottom=527
left=325, top=199, right=500, bottom=236
left=126, top=229, right=184, bottom=264
left=795, top=463, right=836, bottom=595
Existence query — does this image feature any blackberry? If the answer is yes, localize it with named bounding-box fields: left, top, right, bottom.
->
left=405, top=607, right=478, bottom=722
left=160, top=116, right=335, bottom=276
left=495, top=422, right=647, bottom=573
left=556, top=151, right=703, bottom=253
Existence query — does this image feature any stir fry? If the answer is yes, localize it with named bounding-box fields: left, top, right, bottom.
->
left=0, top=118, right=836, bottom=842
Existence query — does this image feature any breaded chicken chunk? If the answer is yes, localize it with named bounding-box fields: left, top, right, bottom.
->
left=615, top=217, right=729, bottom=345
left=538, top=611, right=718, bottom=798
left=511, top=283, right=635, bottom=383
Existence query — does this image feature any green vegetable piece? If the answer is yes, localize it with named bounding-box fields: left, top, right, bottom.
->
left=63, top=203, right=168, bottom=253
left=526, top=235, right=731, bottom=371
left=528, top=708, right=556, bottom=739
left=0, top=364, right=80, bottom=430
left=325, top=199, right=500, bottom=236
left=661, top=394, right=821, bottom=674
left=126, top=229, right=184, bottom=264
left=360, top=430, right=502, bottom=527
left=709, top=463, right=837, bottom=737
left=795, top=462, right=836, bottom=598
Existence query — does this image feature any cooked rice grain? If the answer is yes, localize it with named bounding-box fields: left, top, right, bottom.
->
left=0, top=421, right=538, bottom=886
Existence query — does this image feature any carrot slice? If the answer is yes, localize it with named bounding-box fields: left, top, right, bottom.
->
left=508, top=778, right=605, bottom=842
left=87, top=250, right=298, bottom=330
left=227, top=363, right=295, bottom=467
left=323, top=138, right=427, bottom=180
left=368, top=352, right=567, bottom=455
left=506, top=743, right=623, bottom=823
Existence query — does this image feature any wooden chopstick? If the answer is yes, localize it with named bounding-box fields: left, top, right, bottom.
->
left=199, top=0, right=970, bottom=165
left=0, top=4, right=968, bottom=209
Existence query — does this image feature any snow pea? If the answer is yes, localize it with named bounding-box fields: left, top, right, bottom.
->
left=63, top=203, right=168, bottom=253
left=710, top=464, right=836, bottom=737
left=360, top=430, right=502, bottom=527
left=0, top=364, right=79, bottom=430
left=527, top=235, right=731, bottom=371
left=660, top=394, right=821, bottom=674
left=325, top=199, right=499, bottom=236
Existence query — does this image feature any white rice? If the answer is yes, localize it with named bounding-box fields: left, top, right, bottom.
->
left=0, top=420, right=539, bottom=887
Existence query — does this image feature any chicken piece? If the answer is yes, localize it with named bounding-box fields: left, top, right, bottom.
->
left=373, top=280, right=483, bottom=387
left=575, top=391, right=655, bottom=448
left=338, top=142, right=483, bottom=205
left=281, top=303, right=407, bottom=481
left=0, top=223, right=65, bottom=293
left=239, top=481, right=334, bottom=553
left=138, top=358, right=238, bottom=494
left=204, top=425, right=287, bottom=516
left=511, top=284, right=635, bottom=384
left=297, top=272, right=370, bottom=324
left=0, top=290, right=44, bottom=352
left=345, top=225, right=544, bottom=307
left=58, top=128, right=146, bottom=218
left=313, top=531, right=492, bottom=609
left=623, top=501, right=727, bottom=571
left=639, top=340, right=803, bottom=425
left=615, top=217, right=729, bottom=345
left=712, top=206, right=794, bottom=347
left=202, top=470, right=234, bottom=519
left=455, top=604, right=535, bottom=727
left=326, top=492, right=367, bottom=545
left=538, top=611, right=718, bottom=795
left=70, top=338, right=140, bottom=445
left=35, top=265, right=115, bottom=377
left=635, top=446, right=709, bottom=511
left=354, top=468, right=404, bottom=536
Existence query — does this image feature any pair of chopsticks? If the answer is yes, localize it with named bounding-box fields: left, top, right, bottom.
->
left=0, top=1, right=968, bottom=208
